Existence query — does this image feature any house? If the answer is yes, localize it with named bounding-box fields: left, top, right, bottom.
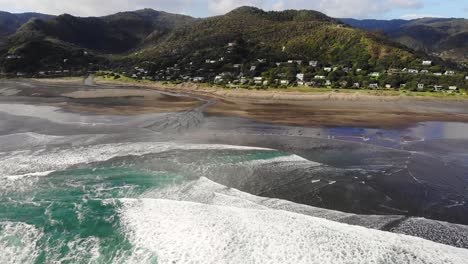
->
left=422, top=60, right=432, bottom=66
left=309, top=61, right=318, bottom=67
left=465, top=76, right=468, bottom=80
left=250, top=66, right=257, bottom=71
left=280, top=80, right=290, bottom=85
left=433, top=85, right=443, bottom=91
left=6, top=54, right=22, bottom=59
left=434, top=72, right=443, bottom=76
left=214, top=75, right=224, bottom=83
left=449, top=86, right=458, bottom=90
left=253, top=77, right=263, bottom=85
left=369, top=83, right=379, bottom=89
left=408, top=69, right=419, bottom=74
left=314, top=75, right=326, bottom=79
left=353, top=83, right=360, bottom=88
left=400, top=84, right=407, bottom=88
left=257, top=59, right=266, bottom=63
left=324, top=67, right=332, bottom=72
left=296, top=73, right=305, bottom=81
left=240, top=77, right=248, bottom=84
left=369, top=72, right=380, bottom=77
left=193, top=77, right=205, bottom=83
left=420, top=70, right=429, bottom=74
left=325, top=80, right=332, bottom=86
left=263, top=80, right=269, bottom=86
left=297, top=81, right=305, bottom=86
left=445, top=71, right=455, bottom=75
left=39, top=71, right=46, bottom=75
left=233, top=64, right=241, bottom=68
left=385, top=84, right=392, bottom=89
left=417, top=83, right=425, bottom=90
left=356, top=69, right=362, bottom=73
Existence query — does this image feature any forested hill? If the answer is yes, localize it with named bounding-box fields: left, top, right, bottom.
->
left=127, top=7, right=423, bottom=71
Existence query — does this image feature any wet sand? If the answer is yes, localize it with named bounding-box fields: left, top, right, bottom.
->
left=92, top=79, right=468, bottom=128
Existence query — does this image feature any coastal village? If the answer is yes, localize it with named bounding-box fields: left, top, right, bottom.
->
left=3, top=42, right=468, bottom=93
left=125, top=56, right=468, bottom=93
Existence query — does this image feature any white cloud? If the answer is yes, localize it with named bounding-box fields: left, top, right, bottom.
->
left=207, top=0, right=266, bottom=15
left=265, top=0, right=425, bottom=18
left=0, top=0, right=427, bottom=18
left=399, top=13, right=443, bottom=20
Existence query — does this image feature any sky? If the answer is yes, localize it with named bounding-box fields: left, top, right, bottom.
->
left=0, top=0, right=466, bottom=19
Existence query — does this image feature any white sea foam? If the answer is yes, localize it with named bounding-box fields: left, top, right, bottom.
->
left=239, top=154, right=319, bottom=166
left=0, top=142, right=272, bottom=176
left=119, top=197, right=468, bottom=264
left=0, top=222, right=43, bottom=264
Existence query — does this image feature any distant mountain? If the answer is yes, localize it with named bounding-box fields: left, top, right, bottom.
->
left=0, top=9, right=198, bottom=72
left=0, top=7, right=438, bottom=73
left=341, top=18, right=468, bottom=63
left=0, top=11, right=54, bottom=37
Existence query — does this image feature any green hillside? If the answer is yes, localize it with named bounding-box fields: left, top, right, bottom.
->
left=130, top=7, right=418, bottom=70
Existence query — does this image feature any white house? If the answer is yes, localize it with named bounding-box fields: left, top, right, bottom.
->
left=314, top=75, right=326, bottom=79
left=325, top=80, right=332, bottom=86
left=257, top=59, right=266, bottom=63
left=408, top=69, right=419, bottom=74
left=369, top=72, right=380, bottom=77
left=420, top=70, right=429, bottom=74
left=417, top=83, right=425, bottom=90
left=369, top=83, right=379, bottom=89
left=296, top=73, right=305, bottom=81
left=233, top=64, right=241, bottom=68
left=6, top=54, right=22, bottom=59
left=324, top=67, right=332, bottom=72
left=309, top=61, right=318, bottom=67
left=214, top=75, right=224, bottom=83
left=400, top=84, right=407, bottom=88
left=280, top=80, right=290, bottom=85
left=250, top=66, right=257, bottom=71
left=465, top=76, right=468, bottom=80
left=433, top=85, right=443, bottom=91
left=353, top=83, right=360, bottom=88
left=422, top=60, right=432, bottom=66
left=193, top=77, right=205, bottom=82
left=385, top=84, right=392, bottom=89
left=445, top=71, right=455, bottom=75
left=253, top=77, right=263, bottom=85
left=449, top=86, right=458, bottom=90
left=434, top=72, right=443, bottom=76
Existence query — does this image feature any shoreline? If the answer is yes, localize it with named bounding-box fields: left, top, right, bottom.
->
left=28, top=77, right=468, bottom=128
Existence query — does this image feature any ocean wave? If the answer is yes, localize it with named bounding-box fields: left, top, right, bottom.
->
left=0, top=142, right=273, bottom=177
left=118, top=196, right=468, bottom=264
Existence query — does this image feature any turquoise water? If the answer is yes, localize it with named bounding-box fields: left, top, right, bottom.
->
left=0, top=149, right=292, bottom=263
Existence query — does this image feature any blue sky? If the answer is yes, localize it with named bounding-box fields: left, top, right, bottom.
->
left=0, top=0, right=466, bottom=19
